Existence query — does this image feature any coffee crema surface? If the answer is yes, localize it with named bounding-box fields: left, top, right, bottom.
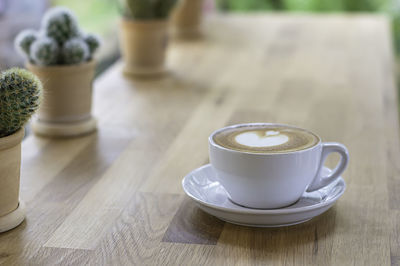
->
left=213, top=125, right=320, bottom=153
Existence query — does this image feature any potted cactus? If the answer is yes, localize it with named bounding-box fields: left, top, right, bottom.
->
left=0, top=68, right=42, bottom=232
left=15, top=7, right=100, bottom=137
left=171, top=0, right=204, bottom=39
left=119, top=0, right=178, bottom=76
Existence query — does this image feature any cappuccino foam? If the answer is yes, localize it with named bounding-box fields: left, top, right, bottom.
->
left=213, top=125, right=319, bottom=153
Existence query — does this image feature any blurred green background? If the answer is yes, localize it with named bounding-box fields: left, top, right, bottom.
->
left=52, top=0, right=118, bottom=35
left=218, top=0, right=388, bottom=12
left=2, top=0, right=398, bottom=71
left=53, top=0, right=400, bottom=57
left=216, top=0, right=400, bottom=56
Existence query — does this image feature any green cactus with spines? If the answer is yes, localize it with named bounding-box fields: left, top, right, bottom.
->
left=83, top=33, right=100, bottom=57
left=14, top=29, right=37, bottom=59
left=122, top=0, right=178, bottom=19
left=14, top=7, right=100, bottom=66
left=30, top=37, right=59, bottom=66
left=62, top=38, right=89, bottom=65
left=155, top=0, right=178, bottom=18
left=123, top=0, right=154, bottom=19
left=0, top=68, right=42, bottom=138
left=41, top=6, right=80, bottom=45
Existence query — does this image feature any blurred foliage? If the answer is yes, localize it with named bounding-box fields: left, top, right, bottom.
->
left=52, top=0, right=119, bottom=35
left=217, top=0, right=388, bottom=12
left=51, top=0, right=400, bottom=57
left=386, top=1, right=400, bottom=57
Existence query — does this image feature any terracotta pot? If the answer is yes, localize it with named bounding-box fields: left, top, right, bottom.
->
left=119, top=19, right=168, bottom=76
left=0, top=129, right=24, bottom=217
left=171, top=0, right=204, bottom=38
left=27, top=61, right=97, bottom=137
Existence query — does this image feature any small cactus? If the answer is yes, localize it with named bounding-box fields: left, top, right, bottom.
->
left=122, top=0, right=178, bottom=19
left=14, top=7, right=100, bottom=66
left=42, top=7, right=80, bottom=45
left=30, top=37, right=59, bottom=66
left=62, top=38, right=89, bottom=64
left=83, top=34, right=100, bottom=56
left=155, top=0, right=178, bottom=18
left=14, top=29, right=37, bottom=59
left=0, top=68, right=42, bottom=138
left=124, top=0, right=153, bottom=19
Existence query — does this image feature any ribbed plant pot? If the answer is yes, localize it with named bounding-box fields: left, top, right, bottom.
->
left=27, top=61, right=97, bottom=137
left=171, top=0, right=204, bottom=39
left=0, top=128, right=26, bottom=233
left=119, top=19, right=168, bottom=76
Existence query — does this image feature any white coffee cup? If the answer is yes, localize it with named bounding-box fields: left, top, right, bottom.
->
left=209, top=123, right=349, bottom=209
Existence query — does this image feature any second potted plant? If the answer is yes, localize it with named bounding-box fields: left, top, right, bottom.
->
left=15, top=7, right=100, bottom=137
left=119, top=0, right=177, bottom=76
left=171, top=0, right=205, bottom=39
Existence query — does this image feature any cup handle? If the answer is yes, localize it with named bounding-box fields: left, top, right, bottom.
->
left=306, top=142, right=349, bottom=192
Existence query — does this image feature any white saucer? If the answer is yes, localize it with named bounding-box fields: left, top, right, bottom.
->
left=182, top=164, right=346, bottom=227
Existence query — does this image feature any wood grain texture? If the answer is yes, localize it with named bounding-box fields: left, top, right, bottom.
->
left=162, top=198, right=225, bottom=245
left=0, top=14, right=397, bottom=265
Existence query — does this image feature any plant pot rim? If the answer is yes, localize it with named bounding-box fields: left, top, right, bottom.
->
left=0, top=128, right=24, bottom=151
left=120, top=17, right=168, bottom=27
left=26, top=60, right=96, bottom=73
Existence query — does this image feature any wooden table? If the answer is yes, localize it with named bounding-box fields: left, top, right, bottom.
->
left=0, top=14, right=398, bottom=265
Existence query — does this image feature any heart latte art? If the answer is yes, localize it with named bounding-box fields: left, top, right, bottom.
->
left=235, top=130, right=289, bottom=148
left=213, top=125, right=319, bottom=153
